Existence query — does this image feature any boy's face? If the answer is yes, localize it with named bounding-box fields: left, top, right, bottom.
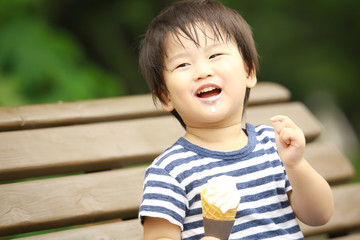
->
left=161, top=25, right=256, bottom=128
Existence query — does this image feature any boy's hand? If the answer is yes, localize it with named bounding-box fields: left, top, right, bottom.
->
left=270, top=115, right=306, bottom=168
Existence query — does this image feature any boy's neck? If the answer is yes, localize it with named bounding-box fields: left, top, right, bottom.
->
left=184, top=123, right=248, bottom=152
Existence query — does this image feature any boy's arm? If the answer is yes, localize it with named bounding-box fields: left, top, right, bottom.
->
left=271, top=116, right=334, bottom=226
left=143, top=217, right=220, bottom=240
left=143, top=217, right=181, bottom=240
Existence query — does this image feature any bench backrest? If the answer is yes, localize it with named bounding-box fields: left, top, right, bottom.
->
left=0, top=82, right=358, bottom=239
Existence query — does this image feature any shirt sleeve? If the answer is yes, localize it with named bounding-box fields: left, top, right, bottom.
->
left=139, top=165, right=188, bottom=230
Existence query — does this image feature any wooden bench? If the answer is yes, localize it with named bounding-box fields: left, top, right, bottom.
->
left=0, top=82, right=359, bottom=239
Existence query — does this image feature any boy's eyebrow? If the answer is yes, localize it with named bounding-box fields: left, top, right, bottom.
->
left=166, top=42, right=229, bottom=64
left=167, top=52, right=189, bottom=65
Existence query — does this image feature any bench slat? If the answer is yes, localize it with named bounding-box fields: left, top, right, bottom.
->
left=0, top=102, right=321, bottom=181
left=15, top=183, right=360, bottom=239
left=246, top=81, right=291, bottom=105
left=305, top=142, right=355, bottom=184
left=331, top=233, right=360, bottom=240
left=0, top=167, right=146, bottom=236
left=0, top=82, right=290, bottom=131
left=0, top=116, right=183, bottom=181
left=19, top=219, right=143, bottom=240
left=246, top=102, right=322, bottom=141
left=0, top=95, right=159, bottom=131
left=0, top=80, right=357, bottom=239
left=0, top=144, right=355, bottom=237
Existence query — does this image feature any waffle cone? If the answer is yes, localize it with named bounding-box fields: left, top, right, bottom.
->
left=201, top=189, right=239, bottom=221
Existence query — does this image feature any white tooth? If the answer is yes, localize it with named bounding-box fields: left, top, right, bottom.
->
left=198, top=86, right=216, bottom=94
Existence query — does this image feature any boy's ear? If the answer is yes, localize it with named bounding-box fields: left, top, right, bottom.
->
left=159, top=91, right=175, bottom=112
left=246, top=69, right=257, bottom=89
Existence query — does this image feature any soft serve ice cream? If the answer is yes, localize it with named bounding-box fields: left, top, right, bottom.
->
left=203, top=176, right=241, bottom=214
left=201, top=175, right=241, bottom=220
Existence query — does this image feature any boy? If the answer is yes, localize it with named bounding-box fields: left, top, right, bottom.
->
left=138, top=0, right=334, bottom=239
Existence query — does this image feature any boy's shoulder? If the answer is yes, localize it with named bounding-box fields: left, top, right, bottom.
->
left=149, top=138, right=185, bottom=167
left=247, top=123, right=277, bottom=147
left=247, top=123, right=275, bottom=137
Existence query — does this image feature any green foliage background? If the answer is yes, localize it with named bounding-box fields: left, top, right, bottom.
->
left=0, top=0, right=359, bottom=162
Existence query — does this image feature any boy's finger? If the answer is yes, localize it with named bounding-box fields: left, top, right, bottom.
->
left=270, top=115, right=287, bottom=122
left=271, top=115, right=297, bottom=129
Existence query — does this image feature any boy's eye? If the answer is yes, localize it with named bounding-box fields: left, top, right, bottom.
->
left=209, top=54, right=222, bottom=59
left=176, top=63, right=189, bottom=69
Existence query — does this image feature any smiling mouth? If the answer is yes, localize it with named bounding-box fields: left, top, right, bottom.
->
left=196, top=86, right=222, bottom=99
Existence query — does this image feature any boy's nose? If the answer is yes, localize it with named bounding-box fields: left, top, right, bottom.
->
left=194, top=62, right=214, bottom=80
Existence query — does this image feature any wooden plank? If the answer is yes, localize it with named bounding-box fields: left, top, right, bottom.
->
left=19, top=219, right=143, bottom=240
left=0, top=94, right=161, bottom=131
left=305, top=142, right=355, bottom=184
left=16, top=183, right=360, bottom=239
left=0, top=117, right=183, bottom=181
left=331, top=233, right=360, bottom=240
left=247, top=82, right=291, bottom=105
left=246, top=101, right=322, bottom=142
left=0, top=167, right=146, bottom=236
left=300, top=183, right=360, bottom=237
left=0, top=82, right=290, bottom=131
left=0, top=102, right=323, bottom=181
left=0, top=150, right=356, bottom=237
left=0, top=116, right=183, bottom=181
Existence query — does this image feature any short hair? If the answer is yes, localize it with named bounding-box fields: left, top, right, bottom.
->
left=139, top=0, right=259, bottom=128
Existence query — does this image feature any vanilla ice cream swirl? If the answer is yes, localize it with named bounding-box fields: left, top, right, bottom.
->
left=203, top=176, right=241, bottom=214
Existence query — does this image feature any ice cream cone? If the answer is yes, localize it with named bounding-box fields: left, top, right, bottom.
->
left=201, top=189, right=238, bottom=221
left=201, top=188, right=239, bottom=240
left=202, top=218, right=235, bottom=240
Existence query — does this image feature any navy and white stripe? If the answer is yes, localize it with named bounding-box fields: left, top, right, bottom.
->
left=139, top=123, right=304, bottom=240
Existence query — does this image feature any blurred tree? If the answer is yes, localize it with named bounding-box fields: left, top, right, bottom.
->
left=0, top=0, right=126, bottom=106
left=46, top=0, right=175, bottom=95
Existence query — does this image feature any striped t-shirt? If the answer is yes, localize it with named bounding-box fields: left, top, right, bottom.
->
left=139, top=123, right=304, bottom=240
